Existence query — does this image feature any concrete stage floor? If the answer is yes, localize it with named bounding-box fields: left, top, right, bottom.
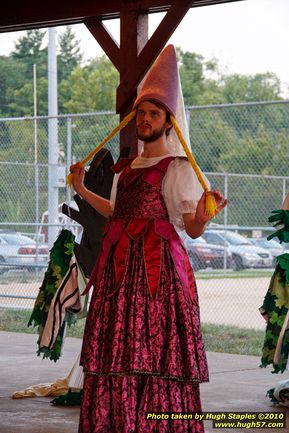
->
left=0, top=332, right=288, bottom=433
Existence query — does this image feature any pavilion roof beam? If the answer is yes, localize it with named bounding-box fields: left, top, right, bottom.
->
left=0, top=1, right=245, bottom=33
left=84, top=19, right=121, bottom=71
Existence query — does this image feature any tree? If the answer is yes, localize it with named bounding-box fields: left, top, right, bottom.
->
left=222, top=72, right=282, bottom=103
left=189, top=108, right=237, bottom=172
left=177, top=48, right=205, bottom=105
left=8, top=77, right=48, bottom=117
left=60, top=55, right=118, bottom=113
left=4, top=30, right=48, bottom=116
left=219, top=124, right=289, bottom=176
left=178, top=50, right=227, bottom=106
left=0, top=56, right=27, bottom=116
left=11, top=29, right=47, bottom=79
left=58, top=26, right=83, bottom=82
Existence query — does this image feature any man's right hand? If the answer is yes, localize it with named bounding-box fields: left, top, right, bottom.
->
left=69, top=163, right=86, bottom=195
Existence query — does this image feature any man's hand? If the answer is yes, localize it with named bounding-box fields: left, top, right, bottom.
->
left=69, top=163, right=86, bottom=196
left=195, top=190, right=228, bottom=225
left=184, top=190, right=228, bottom=239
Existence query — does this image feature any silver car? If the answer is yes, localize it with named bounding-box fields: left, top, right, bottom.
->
left=202, top=230, right=274, bottom=271
left=249, top=237, right=285, bottom=265
left=0, top=232, right=49, bottom=273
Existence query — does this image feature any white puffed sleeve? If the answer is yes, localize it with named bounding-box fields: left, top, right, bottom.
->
left=162, top=158, right=210, bottom=230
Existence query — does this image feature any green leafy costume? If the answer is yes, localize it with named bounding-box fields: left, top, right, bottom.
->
left=260, top=210, right=289, bottom=373
left=28, top=229, right=76, bottom=362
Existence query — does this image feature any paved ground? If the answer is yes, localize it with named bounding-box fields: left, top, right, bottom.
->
left=0, top=332, right=288, bottom=433
left=197, top=276, right=270, bottom=329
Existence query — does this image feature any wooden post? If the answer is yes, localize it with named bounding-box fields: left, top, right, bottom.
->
left=117, top=7, right=148, bottom=155
left=85, top=0, right=192, bottom=156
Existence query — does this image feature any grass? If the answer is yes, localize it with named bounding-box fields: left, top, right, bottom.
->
left=0, top=268, right=274, bottom=285
left=0, top=308, right=264, bottom=357
left=202, top=322, right=264, bottom=357
left=0, top=307, right=86, bottom=338
left=195, top=269, right=274, bottom=279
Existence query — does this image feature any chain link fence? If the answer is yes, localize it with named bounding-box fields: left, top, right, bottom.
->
left=0, top=100, right=289, bottom=330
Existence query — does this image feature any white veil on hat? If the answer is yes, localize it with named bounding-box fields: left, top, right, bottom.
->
left=166, top=70, right=191, bottom=157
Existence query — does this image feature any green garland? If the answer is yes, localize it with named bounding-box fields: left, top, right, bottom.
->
left=260, top=208, right=289, bottom=373
left=260, top=257, right=289, bottom=373
left=267, top=209, right=289, bottom=243
left=28, top=229, right=75, bottom=362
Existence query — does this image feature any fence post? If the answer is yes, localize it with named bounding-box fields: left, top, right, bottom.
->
left=66, top=117, right=72, bottom=210
left=282, top=178, right=287, bottom=203
left=224, top=174, right=228, bottom=271
left=48, top=28, right=59, bottom=248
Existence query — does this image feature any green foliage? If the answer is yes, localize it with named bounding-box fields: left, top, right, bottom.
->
left=61, top=56, right=118, bottom=113
left=222, top=72, right=282, bottom=103
left=69, top=114, right=119, bottom=161
left=12, top=29, right=45, bottom=61
left=218, top=120, right=289, bottom=176
left=0, top=56, right=27, bottom=116
left=178, top=48, right=205, bottom=104
left=11, top=29, right=48, bottom=81
left=8, top=77, right=48, bottom=117
left=189, top=108, right=237, bottom=172
left=202, top=323, right=264, bottom=356
left=58, top=26, right=83, bottom=82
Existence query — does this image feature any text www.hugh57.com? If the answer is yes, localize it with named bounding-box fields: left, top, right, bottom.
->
left=213, top=420, right=285, bottom=429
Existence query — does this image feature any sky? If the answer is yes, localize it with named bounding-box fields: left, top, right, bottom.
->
left=0, top=0, right=288, bottom=96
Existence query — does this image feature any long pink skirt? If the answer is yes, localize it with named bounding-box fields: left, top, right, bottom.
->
left=79, top=374, right=204, bottom=433
left=79, top=237, right=208, bottom=433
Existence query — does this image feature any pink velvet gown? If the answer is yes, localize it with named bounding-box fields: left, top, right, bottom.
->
left=79, top=156, right=209, bottom=433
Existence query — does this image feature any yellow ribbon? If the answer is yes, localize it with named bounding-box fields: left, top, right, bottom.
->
left=66, top=110, right=136, bottom=186
left=170, top=114, right=218, bottom=218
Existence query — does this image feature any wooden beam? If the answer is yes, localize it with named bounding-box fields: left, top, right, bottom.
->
left=84, top=19, right=120, bottom=71
left=116, top=0, right=192, bottom=113
left=118, top=6, right=149, bottom=155
left=0, top=1, right=245, bottom=33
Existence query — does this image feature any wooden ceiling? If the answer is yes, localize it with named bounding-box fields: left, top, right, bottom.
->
left=0, top=0, right=244, bottom=32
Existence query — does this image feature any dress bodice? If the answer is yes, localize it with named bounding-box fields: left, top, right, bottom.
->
left=112, top=156, right=174, bottom=222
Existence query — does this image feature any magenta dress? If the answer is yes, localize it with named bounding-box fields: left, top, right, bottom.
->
left=79, top=156, right=209, bottom=433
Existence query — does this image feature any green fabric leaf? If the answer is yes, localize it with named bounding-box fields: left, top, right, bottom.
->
left=28, top=229, right=76, bottom=362
left=267, top=209, right=289, bottom=243
left=51, top=390, right=82, bottom=406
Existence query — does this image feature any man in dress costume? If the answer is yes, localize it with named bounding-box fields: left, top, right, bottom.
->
left=70, top=45, right=227, bottom=433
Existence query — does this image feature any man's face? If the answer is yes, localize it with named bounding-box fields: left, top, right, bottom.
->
left=136, top=100, right=171, bottom=142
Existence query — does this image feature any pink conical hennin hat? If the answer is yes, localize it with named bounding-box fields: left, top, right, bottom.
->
left=133, top=44, right=178, bottom=116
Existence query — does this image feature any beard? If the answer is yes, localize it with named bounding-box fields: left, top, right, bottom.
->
left=136, top=122, right=167, bottom=143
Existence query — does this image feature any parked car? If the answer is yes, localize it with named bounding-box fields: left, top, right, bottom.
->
left=183, top=236, right=215, bottom=271
left=202, top=230, right=273, bottom=270
left=0, top=232, right=49, bottom=274
left=183, top=235, right=233, bottom=271
left=248, top=237, right=285, bottom=264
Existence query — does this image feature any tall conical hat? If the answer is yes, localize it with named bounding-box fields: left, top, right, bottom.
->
left=133, top=44, right=178, bottom=116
